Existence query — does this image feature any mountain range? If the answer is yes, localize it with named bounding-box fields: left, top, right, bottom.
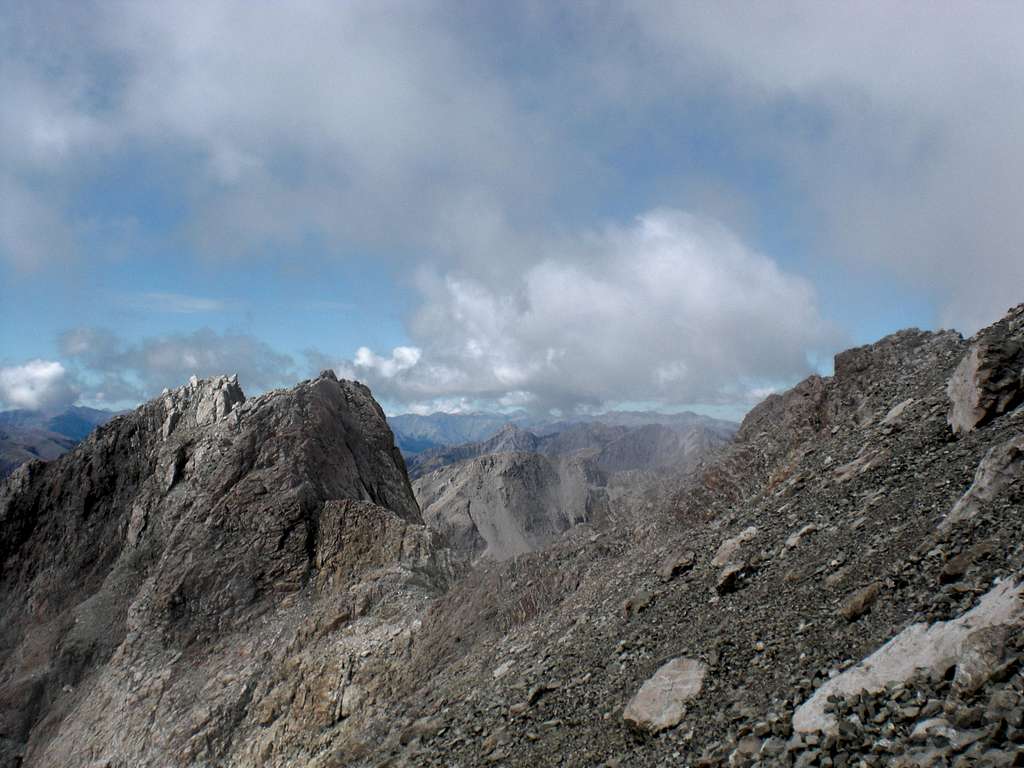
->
left=387, top=409, right=737, bottom=456
left=0, top=406, right=115, bottom=478
left=1, top=305, right=1022, bottom=766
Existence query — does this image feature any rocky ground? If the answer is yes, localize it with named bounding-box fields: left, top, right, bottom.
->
left=0, top=306, right=1021, bottom=767
left=352, top=306, right=1024, bottom=767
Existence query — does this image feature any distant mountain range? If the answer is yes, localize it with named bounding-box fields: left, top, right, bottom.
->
left=0, top=406, right=116, bottom=477
left=407, top=415, right=739, bottom=559
left=387, top=409, right=738, bottom=456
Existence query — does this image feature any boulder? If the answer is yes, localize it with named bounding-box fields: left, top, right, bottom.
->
left=623, top=658, right=707, bottom=733
left=793, top=578, right=1024, bottom=733
left=944, top=434, right=1024, bottom=527
left=712, top=526, right=758, bottom=567
left=839, top=582, right=883, bottom=622
left=658, top=549, right=696, bottom=582
left=947, top=326, right=1023, bottom=436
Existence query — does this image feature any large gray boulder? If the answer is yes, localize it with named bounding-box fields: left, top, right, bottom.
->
left=947, top=317, right=1024, bottom=436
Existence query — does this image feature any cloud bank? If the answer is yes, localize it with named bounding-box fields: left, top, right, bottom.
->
left=4, top=2, right=1023, bottom=331
left=327, top=209, right=836, bottom=412
left=58, top=327, right=295, bottom=406
left=0, top=360, right=78, bottom=412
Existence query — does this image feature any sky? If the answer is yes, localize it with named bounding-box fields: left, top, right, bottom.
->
left=2, top=1, right=1023, bottom=420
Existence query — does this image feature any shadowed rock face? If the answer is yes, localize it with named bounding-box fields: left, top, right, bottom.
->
left=0, top=371, right=445, bottom=768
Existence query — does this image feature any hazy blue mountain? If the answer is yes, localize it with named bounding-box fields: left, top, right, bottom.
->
left=0, top=406, right=117, bottom=477
left=389, top=408, right=737, bottom=457
left=404, top=414, right=738, bottom=479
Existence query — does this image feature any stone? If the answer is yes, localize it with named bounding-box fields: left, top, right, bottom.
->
left=793, top=578, right=1024, bottom=733
left=623, top=590, right=654, bottom=618
left=622, top=658, right=707, bottom=733
left=882, top=398, right=915, bottom=426
left=833, top=447, right=891, bottom=483
left=944, top=434, right=1024, bottom=526
left=839, top=582, right=882, bottom=622
left=400, top=716, right=445, bottom=744
left=786, top=523, right=819, bottom=549
left=947, top=327, right=1024, bottom=436
left=716, top=563, right=746, bottom=595
left=658, top=549, right=696, bottom=582
left=953, top=625, right=1008, bottom=695
left=712, top=526, right=758, bottom=567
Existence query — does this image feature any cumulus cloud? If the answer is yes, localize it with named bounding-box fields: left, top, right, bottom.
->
left=58, top=327, right=295, bottom=404
left=4, top=0, right=1024, bottom=371
left=322, top=210, right=837, bottom=412
left=600, top=1, right=1024, bottom=330
left=0, top=360, right=79, bottom=411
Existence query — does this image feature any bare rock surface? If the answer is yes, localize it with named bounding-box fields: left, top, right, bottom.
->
left=623, top=658, right=707, bottom=732
left=413, top=451, right=610, bottom=559
left=945, top=431, right=1024, bottom=526
left=3, top=304, right=1024, bottom=768
left=793, top=576, right=1024, bottom=733
left=947, top=305, right=1024, bottom=435
left=0, top=371, right=443, bottom=767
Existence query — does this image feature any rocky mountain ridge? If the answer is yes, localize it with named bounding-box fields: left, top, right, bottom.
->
left=389, top=410, right=736, bottom=458
left=0, top=372, right=442, bottom=767
left=1, top=305, right=1022, bottom=767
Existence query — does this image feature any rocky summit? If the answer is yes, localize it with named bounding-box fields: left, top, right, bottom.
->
left=2, top=306, right=1024, bottom=767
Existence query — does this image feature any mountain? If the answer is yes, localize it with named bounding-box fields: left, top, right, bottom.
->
left=388, top=411, right=532, bottom=454
left=0, top=406, right=116, bottom=478
left=0, top=371, right=441, bottom=767
left=388, top=409, right=737, bottom=457
left=413, top=451, right=610, bottom=560
left=406, top=418, right=736, bottom=480
left=407, top=419, right=735, bottom=560
left=406, top=423, right=542, bottom=479
left=2, top=306, right=1023, bottom=767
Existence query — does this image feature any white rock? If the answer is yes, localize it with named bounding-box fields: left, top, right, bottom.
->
left=944, top=434, right=1024, bottom=527
left=792, top=577, right=1024, bottom=733
left=622, top=658, right=706, bottom=733
left=785, top=523, right=818, bottom=549
left=882, top=398, right=914, bottom=425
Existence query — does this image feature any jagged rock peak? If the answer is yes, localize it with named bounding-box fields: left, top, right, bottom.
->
left=0, top=370, right=436, bottom=767
left=158, top=372, right=245, bottom=437
left=947, top=303, right=1024, bottom=436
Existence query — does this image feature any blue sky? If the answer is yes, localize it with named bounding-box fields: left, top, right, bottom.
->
left=2, top=2, right=1021, bottom=419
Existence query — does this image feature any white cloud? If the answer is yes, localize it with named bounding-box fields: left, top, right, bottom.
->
left=329, top=209, right=837, bottom=412
left=0, top=359, right=78, bottom=412
left=3, top=0, right=1023, bottom=347
left=58, top=327, right=295, bottom=403
left=607, top=1, right=1024, bottom=331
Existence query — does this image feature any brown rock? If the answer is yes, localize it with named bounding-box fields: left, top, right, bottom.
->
left=839, top=582, right=882, bottom=621
left=658, top=549, right=696, bottom=582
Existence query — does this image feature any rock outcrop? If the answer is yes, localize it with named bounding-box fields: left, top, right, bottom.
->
left=0, top=371, right=447, bottom=768
left=947, top=305, right=1024, bottom=435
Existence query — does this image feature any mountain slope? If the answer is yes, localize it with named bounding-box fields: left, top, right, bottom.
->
left=2, top=307, right=1022, bottom=767
left=0, top=372, right=446, bottom=768
left=414, top=451, right=610, bottom=559
left=0, top=406, right=116, bottom=478
left=353, top=306, right=1024, bottom=766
